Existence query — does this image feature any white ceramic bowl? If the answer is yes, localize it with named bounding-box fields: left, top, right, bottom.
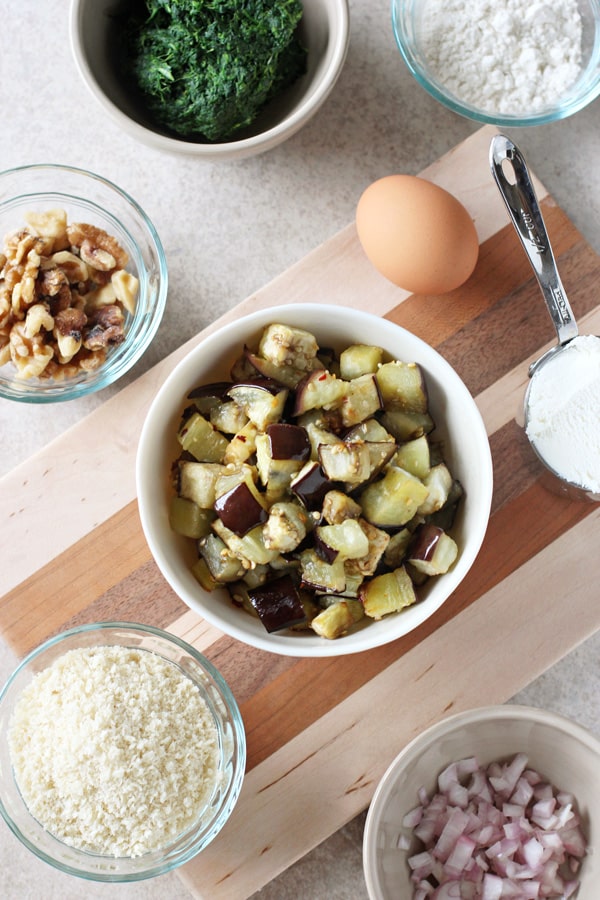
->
left=69, top=0, right=350, bottom=160
left=136, top=303, right=493, bottom=657
left=363, top=705, right=600, bottom=899
left=0, top=622, right=245, bottom=882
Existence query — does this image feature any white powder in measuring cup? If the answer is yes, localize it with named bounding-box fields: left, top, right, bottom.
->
left=526, top=335, right=600, bottom=492
left=419, top=0, right=583, bottom=114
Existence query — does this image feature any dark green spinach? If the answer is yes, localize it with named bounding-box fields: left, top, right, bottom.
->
left=123, top=0, right=307, bottom=141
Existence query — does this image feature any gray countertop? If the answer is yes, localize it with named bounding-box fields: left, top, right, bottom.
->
left=0, top=2, right=598, bottom=898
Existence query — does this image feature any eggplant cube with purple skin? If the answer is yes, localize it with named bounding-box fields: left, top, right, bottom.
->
left=248, top=574, right=307, bottom=632
left=227, top=380, right=288, bottom=431
left=408, top=524, right=458, bottom=576
left=214, top=479, right=268, bottom=536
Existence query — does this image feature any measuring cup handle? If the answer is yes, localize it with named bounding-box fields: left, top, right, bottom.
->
left=490, top=134, right=578, bottom=346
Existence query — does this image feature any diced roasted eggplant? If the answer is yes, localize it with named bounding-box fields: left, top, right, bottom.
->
left=394, top=434, right=431, bottom=480
left=169, top=495, right=215, bottom=539
left=214, top=479, right=268, bottom=536
left=209, top=400, right=248, bottom=435
left=311, top=598, right=365, bottom=639
left=315, top=519, right=369, bottom=561
left=426, top=479, right=464, bottom=531
left=248, top=575, right=307, bottom=632
left=223, top=420, right=259, bottom=465
left=177, top=411, right=230, bottom=462
left=318, top=441, right=371, bottom=485
left=339, top=374, right=382, bottom=427
left=376, top=360, right=428, bottom=413
left=345, top=418, right=395, bottom=444
left=227, top=379, right=288, bottom=430
left=212, top=518, right=280, bottom=566
left=416, top=463, right=453, bottom=516
left=321, top=490, right=362, bottom=525
left=263, top=501, right=310, bottom=553
left=382, top=527, right=413, bottom=569
left=293, top=369, right=347, bottom=416
left=360, top=466, right=429, bottom=527
left=291, top=461, right=335, bottom=510
left=191, top=557, right=220, bottom=591
left=360, top=566, right=417, bottom=619
left=407, top=524, right=458, bottom=575
left=298, top=548, right=346, bottom=593
left=339, top=344, right=384, bottom=379
left=178, top=461, right=227, bottom=508
left=187, top=381, right=234, bottom=413
left=198, top=534, right=246, bottom=582
left=244, top=347, right=318, bottom=389
left=171, top=321, right=464, bottom=643
left=258, top=323, right=320, bottom=371
left=266, top=423, right=311, bottom=460
left=344, top=519, right=390, bottom=576
left=381, top=409, right=435, bottom=442
left=255, top=425, right=310, bottom=501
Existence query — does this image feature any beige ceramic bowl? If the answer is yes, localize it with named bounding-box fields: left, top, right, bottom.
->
left=136, top=303, right=493, bottom=658
left=69, top=0, right=350, bottom=160
left=363, top=705, right=600, bottom=899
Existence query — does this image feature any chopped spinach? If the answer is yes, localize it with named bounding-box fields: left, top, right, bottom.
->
left=123, top=0, right=307, bottom=142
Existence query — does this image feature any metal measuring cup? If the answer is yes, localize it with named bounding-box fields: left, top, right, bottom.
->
left=490, top=133, right=600, bottom=501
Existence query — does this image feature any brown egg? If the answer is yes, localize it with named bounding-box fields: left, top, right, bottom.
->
left=356, top=174, right=479, bottom=294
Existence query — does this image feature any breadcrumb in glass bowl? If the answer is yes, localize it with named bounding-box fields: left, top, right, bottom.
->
left=0, top=622, right=245, bottom=882
left=0, top=164, right=167, bottom=403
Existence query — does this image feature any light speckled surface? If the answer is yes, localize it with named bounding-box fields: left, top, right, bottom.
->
left=0, top=1, right=599, bottom=898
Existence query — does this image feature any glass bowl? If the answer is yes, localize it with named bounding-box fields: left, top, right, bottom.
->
left=363, top=705, right=600, bottom=898
left=392, top=0, right=600, bottom=126
left=0, top=622, right=246, bottom=882
left=0, top=164, right=168, bottom=403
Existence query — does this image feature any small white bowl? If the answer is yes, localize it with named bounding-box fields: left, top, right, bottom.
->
left=363, top=705, right=600, bottom=899
left=69, top=0, right=350, bottom=160
left=136, top=304, right=493, bottom=658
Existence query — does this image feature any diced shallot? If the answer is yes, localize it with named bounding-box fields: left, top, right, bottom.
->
left=400, top=754, right=588, bottom=899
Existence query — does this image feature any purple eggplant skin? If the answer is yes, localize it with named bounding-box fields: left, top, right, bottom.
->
left=313, top=531, right=339, bottom=564
left=187, top=381, right=233, bottom=401
left=267, top=423, right=311, bottom=461
left=408, top=523, right=444, bottom=561
left=228, top=376, right=285, bottom=396
left=291, top=462, right=336, bottom=511
left=248, top=575, right=307, bottom=632
left=214, top=482, right=267, bottom=536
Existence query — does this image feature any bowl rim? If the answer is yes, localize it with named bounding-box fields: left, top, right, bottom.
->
left=0, top=162, right=168, bottom=403
left=136, top=303, right=494, bottom=658
left=363, top=703, right=600, bottom=898
left=391, top=0, right=600, bottom=126
left=0, top=620, right=246, bottom=882
left=68, top=0, right=351, bottom=160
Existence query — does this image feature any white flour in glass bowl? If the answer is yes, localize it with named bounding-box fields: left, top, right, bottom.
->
left=420, top=0, right=583, bottom=114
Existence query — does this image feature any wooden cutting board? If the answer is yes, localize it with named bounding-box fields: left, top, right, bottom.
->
left=2, top=125, right=600, bottom=898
